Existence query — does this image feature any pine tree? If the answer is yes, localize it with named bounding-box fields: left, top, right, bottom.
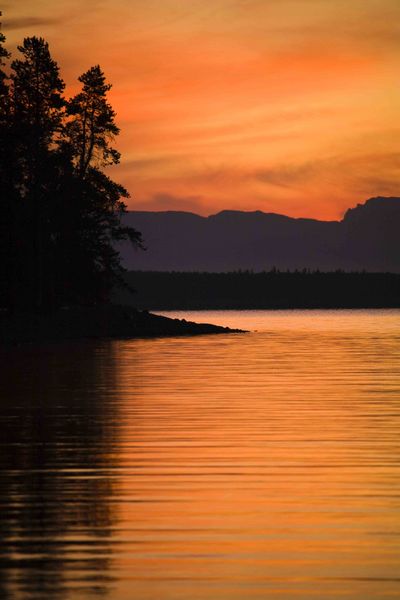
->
left=67, top=65, right=120, bottom=178
left=10, top=37, right=65, bottom=308
left=0, top=14, right=14, bottom=309
left=0, top=28, right=142, bottom=311
left=61, top=65, right=142, bottom=304
left=0, top=13, right=9, bottom=100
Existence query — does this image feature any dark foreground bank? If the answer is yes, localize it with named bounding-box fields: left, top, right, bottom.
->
left=116, top=270, right=400, bottom=310
left=0, top=305, right=243, bottom=344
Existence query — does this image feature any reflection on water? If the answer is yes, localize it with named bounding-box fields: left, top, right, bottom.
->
left=1, top=310, right=400, bottom=599
left=0, top=343, right=121, bottom=599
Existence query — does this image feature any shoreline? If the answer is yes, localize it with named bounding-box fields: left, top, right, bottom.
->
left=0, top=304, right=244, bottom=345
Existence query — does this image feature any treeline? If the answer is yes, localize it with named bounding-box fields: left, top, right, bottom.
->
left=0, top=19, right=141, bottom=312
left=116, top=270, right=400, bottom=310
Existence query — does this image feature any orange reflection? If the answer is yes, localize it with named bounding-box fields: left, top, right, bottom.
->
left=111, top=310, right=400, bottom=599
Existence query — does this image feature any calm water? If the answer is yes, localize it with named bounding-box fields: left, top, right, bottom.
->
left=1, top=310, right=400, bottom=600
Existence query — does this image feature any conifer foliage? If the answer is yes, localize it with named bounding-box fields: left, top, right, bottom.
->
left=0, top=21, right=142, bottom=311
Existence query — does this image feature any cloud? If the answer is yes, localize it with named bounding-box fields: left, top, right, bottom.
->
left=2, top=1, right=108, bottom=34
left=256, top=163, right=321, bottom=188
left=119, top=156, right=178, bottom=172
left=3, top=17, right=61, bottom=31
left=133, top=192, right=205, bottom=214
left=255, top=152, right=400, bottom=196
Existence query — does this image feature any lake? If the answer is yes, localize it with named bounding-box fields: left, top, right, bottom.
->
left=1, top=309, right=400, bottom=600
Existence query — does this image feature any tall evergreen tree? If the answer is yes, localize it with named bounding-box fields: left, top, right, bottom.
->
left=61, top=65, right=142, bottom=304
left=0, top=15, right=14, bottom=309
left=0, top=13, right=9, bottom=99
left=67, top=65, right=120, bottom=177
left=0, top=24, right=142, bottom=311
left=10, top=37, right=65, bottom=308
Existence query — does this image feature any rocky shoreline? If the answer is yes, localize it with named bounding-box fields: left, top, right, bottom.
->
left=0, top=304, right=244, bottom=344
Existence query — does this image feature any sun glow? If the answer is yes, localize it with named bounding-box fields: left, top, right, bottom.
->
left=4, top=0, right=400, bottom=219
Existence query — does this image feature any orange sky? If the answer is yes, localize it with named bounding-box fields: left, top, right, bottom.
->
left=3, top=0, right=400, bottom=219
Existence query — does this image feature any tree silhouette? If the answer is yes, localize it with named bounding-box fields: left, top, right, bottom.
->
left=67, top=65, right=120, bottom=177
left=10, top=37, right=65, bottom=308
left=0, top=26, right=142, bottom=311
left=60, top=65, right=142, bottom=304
left=0, top=13, right=8, bottom=97
left=0, top=13, right=14, bottom=309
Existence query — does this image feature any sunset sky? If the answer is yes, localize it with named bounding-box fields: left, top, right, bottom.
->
left=3, top=0, right=400, bottom=219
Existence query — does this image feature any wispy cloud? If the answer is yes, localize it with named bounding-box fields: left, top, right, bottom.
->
left=3, top=17, right=61, bottom=31
left=3, top=0, right=400, bottom=219
left=256, top=163, right=322, bottom=189
left=134, top=193, right=205, bottom=214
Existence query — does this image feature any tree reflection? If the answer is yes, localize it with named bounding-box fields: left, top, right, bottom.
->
left=0, top=341, right=121, bottom=599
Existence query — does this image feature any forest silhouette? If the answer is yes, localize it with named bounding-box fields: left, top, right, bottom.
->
left=118, top=270, right=400, bottom=310
left=0, top=20, right=142, bottom=312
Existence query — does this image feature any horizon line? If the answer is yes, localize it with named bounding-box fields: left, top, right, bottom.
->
left=128, top=195, right=400, bottom=222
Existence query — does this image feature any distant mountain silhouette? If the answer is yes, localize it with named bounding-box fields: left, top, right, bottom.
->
left=119, top=197, right=400, bottom=272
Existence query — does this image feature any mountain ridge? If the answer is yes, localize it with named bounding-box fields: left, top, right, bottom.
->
left=119, top=197, right=400, bottom=272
